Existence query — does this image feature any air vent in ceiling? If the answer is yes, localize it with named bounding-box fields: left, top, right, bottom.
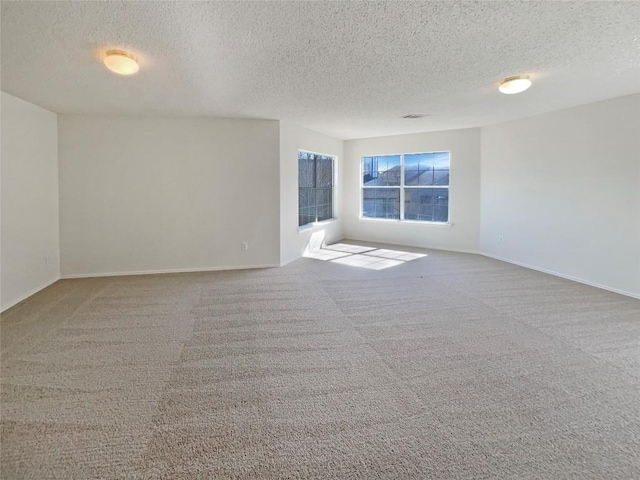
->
left=402, top=114, right=430, bottom=119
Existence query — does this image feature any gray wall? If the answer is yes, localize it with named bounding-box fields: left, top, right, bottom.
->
left=58, top=115, right=281, bottom=277
left=480, top=94, right=640, bottom=297
left=1, top=92, right=60, bottom=311
left=343, top=128, right=481, bottom=253
left=280, top=122, right=344, bottom=265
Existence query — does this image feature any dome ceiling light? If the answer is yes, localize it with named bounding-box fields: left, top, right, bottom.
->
left=498, top=75, right=532, bottom=94
left=103, top=50, right=139, bottom=76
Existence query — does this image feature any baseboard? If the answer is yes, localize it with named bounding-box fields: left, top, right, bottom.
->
left=279, top=239, right=478, bottom=267
left=279, top=257, right=299, bottom=267
left=61, top=264, right=279, bottom=279
left=481, top=253, right=640, bottom=299
left=1, top=277, right=60, bottom=313
left=342, top=237, right=479, bottom=255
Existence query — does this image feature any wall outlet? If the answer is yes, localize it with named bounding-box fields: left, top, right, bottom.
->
left=241, top=241, right=249, bottom=251
left=498, top=235, right=504, bottom=243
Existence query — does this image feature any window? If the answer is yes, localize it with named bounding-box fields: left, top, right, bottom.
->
left=298, top=151, right=335, bottom=227
left=362, top=152, right=450, bottom=223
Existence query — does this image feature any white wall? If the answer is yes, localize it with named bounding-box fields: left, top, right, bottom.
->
left=343, top=128, right=481, bottom=253
left=58, top=115, right=280, bottom=277
left=480, top=94, right=640, bottom=297
left=1, top=92, right=60, bottom=311
left=279, top=122, right=344, bottom=265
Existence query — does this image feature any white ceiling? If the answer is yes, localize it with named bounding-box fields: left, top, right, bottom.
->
left=2, top=1, right=639, bottom=139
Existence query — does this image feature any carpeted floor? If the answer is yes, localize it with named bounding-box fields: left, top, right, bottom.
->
left=1, top=241, right=639, bottom=479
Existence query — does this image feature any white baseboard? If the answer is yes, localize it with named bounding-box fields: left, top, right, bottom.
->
left=279, top=257, right=299, bottom=267
left=342, top=237, right=479, bottom=255
left=1, top=277, right=60, bottom=313
left=481, top=253, right=640, bottom=299
left=61, top=264, right=279, bottom=279
left=279, top=239, right=479, bottom=267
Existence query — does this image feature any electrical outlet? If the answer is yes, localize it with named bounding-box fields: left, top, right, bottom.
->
left=498, top=235, right=504, bottom=243
left=241, top=242, right=249, bottom=251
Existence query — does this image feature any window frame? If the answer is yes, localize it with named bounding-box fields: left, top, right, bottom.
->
left=298, top=150, right=337, bottom=229
left=360, top=151, right=451, bottom=224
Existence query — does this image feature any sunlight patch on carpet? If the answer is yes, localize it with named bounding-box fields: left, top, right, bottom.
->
left=304, top=243, right=426, bottom=270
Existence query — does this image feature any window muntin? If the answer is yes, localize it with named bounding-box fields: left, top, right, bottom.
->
left=362, top=152, right=450, bottom=223
left=404, top=152, right=450, bottom=186
left=404, top=187, right=449, bottom=222
left=298, top=151, right=335, bottom=227
left=363, top=155, right=401, bottom=187
left=362, top=187, right=400, bottom=219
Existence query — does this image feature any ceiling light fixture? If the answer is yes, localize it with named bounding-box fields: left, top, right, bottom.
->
left=498, top=75, right=531, bottom=94
left=103, top=50, right=139, bottom=75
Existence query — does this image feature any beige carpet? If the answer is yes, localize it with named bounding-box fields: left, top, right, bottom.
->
left=2, top=242, right=639, bottom=479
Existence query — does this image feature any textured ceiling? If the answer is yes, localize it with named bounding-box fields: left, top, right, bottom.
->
left=2, top=1, right=639, bottom=139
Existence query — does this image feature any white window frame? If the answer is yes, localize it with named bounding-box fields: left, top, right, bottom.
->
left=360, top=151, right=451, bottom=224
left=298, top=150, right=337, bottom=230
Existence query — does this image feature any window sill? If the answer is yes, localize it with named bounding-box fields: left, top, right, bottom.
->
left=358, top=217, right=454, bottom=228
left=298, top=218, right=339, bottom=233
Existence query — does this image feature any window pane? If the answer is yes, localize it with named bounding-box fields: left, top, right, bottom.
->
left=316, top=157, right=333, bottom=188
left=299, top=213, right=314, bottom=226
left=362, top=188, right=400, bottom=219
left=362, top=155, right=401, bottom=187
left=432, top=204, right=449, bottom=222
left=404, top=152, right=449, bottom=186
left=299, top=188, right=314, bottom=210
left=298, top=151, right=335, bottom=227
left=298, top=153, right=315, bottom=188
left=404, top=188, right=448, bottom=222
left=316, top=188, right=333, bottom=221
left=298, top=188, right=315, bottom=226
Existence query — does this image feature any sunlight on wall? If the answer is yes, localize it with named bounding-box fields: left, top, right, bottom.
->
left=304, top=230, right=326, bottom=255
left=304, top=243, right=426, bottom=270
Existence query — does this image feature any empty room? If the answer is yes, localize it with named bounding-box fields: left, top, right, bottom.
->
left=1, top=1, right=639, bottom=479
